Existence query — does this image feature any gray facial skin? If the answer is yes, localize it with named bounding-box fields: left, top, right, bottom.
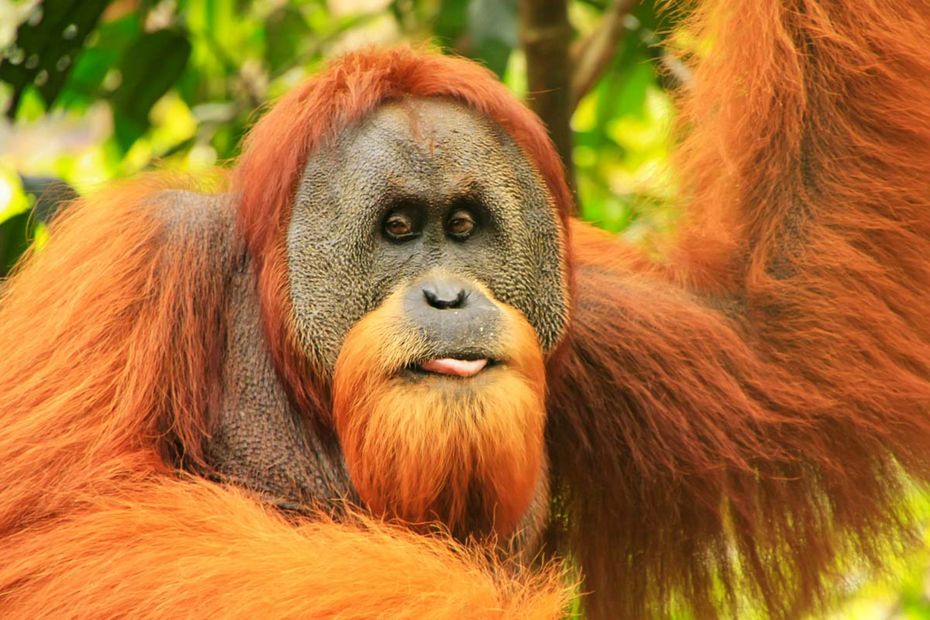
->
left=287, top=97, right=569, bottom=373
left=401, top=272, right=505, bottom=362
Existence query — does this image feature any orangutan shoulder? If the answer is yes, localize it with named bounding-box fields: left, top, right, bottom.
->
left=154, top=190, right=236, bottom=249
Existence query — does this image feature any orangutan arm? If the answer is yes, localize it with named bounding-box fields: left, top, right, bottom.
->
left=0, top=475, right=566, bottom=618
left=547, top=0, right=930, bottom=617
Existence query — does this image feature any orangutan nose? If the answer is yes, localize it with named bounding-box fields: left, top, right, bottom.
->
left=422, top=280, right=468, bottom=310
left=403, top=274, right=503, bottom=357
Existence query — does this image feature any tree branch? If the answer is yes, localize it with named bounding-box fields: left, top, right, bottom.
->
left=519, top=0, right=576, bottom=198
left=570, top=0, right=638, bottom=110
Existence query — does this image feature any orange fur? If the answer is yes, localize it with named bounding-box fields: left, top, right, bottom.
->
left=0, top=175, right=232, bottom=537
left=333, top=286, right=547, bottom=538
left=3, top=3, right=930, bottom=615
left=0, top=478, right=567, bottom=618
left=548, top=1, right=930, bottom=617
left=0, top=181, right=569, bottom=617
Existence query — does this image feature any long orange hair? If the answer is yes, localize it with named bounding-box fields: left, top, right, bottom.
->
left=2, top=1, right=930, bottom=617
left=548, top=1, right=930, bottom=617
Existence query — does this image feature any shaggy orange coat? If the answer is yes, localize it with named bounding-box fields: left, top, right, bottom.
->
left=2, top=0, right=930, bottom=618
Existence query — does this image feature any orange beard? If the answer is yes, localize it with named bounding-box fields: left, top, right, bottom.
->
left=332, top=291, right=547, bottom=539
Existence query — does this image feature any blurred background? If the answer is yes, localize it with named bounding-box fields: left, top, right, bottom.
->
left=0, top=1, right=928, bottom=616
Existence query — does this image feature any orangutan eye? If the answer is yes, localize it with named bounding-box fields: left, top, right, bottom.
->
left=383, top=210, right=419, bottom=241
left=446, top=209, right=477, bottom=240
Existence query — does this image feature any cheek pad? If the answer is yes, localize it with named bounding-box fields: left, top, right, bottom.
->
left=286, top=212, right=376, bottom=373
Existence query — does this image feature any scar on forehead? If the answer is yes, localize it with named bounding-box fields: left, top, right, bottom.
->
left=368, top=97, right=496, bottom=154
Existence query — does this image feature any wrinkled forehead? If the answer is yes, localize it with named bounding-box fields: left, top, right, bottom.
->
left=298, top=96, right=556, bottom=212
left=350, top=96, right=515, bottom=162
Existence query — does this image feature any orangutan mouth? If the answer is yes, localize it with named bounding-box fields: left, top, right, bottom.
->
left=419, top=357, right=489, bottom=377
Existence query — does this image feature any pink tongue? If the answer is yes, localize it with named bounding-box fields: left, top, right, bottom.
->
left=420, top=358, right=488, bottom=377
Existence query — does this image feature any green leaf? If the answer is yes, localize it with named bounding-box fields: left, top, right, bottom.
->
left=56, top=13, right=142, bottom=110
left=110, top=29, right=192, bottom=151
left=0, top=211, right=33, bottom=277
left=0, top=0, right=111, bottom=117
left=434, top=0, right=470, bottom=45
left=634, top=0, right=690, bottom=36
left=265, top=7, right=311, bottom=73
left=613, top=59, right=653, bottom=120
left=466, top=0, right=517, bottom=77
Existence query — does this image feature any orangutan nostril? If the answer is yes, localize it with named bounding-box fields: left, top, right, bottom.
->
left=422, top=282, right=467, bottom=310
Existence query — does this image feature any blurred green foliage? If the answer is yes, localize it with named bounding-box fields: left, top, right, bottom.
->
left=1, top=0, right=929, bottom=617
left=0, top=0, right=679, bottom=273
